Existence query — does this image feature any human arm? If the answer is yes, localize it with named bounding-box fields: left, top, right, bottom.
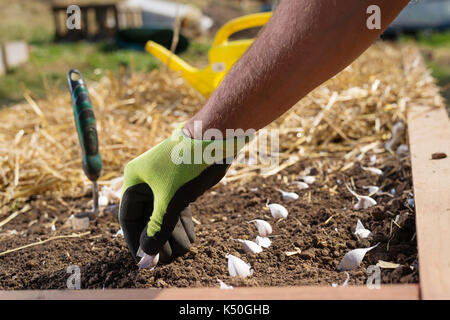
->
left=185, top=0, right=409, bottom=138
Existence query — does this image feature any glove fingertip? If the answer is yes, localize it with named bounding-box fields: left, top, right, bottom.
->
left=139, top=227, right=164, bottom=256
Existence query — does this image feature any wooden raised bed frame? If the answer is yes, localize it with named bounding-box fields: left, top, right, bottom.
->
left=0, top=104, right=448, bottom=300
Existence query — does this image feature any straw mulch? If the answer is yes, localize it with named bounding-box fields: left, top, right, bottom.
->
left=0, top=42, right=444, bottom=210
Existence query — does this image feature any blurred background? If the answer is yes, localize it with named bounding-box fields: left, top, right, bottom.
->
left=1, top=0, right=450, bottom=111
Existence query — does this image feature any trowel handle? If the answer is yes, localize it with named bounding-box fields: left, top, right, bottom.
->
left=68, top=69, right=102, bottom=181
left=213, top=12, right=272, bottom=46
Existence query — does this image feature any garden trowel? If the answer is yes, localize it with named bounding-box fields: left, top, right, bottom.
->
left=68, top=69, right=102, bottom=220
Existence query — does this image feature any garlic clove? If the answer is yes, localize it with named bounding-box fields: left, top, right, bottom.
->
left=396, top=144, right=409, bottom=155
left=98, top=177, right=124, bottom=205
left=114, top=228, right=124, bottom=238
left=394, top=215, right=400, bottom=223
left=354, top=196, right=377, bottom=210
left=337, top=243, right=379, bottom=271
left=249, top=219, right=272, bottom=237
left=361, top=166, right=383, bottom=175
left=354, top=219, right=372, bottom=239
left=278, top=189, right=299, bottom=201
left=385, top=121, right=405, bottom=152
left=255, top=236, right=271, bottom=248
left=136, top=246, right=145, bottom=258
left=346, top=184, right=377, bottom=210
left=266, top=201, right=288, bottom=219
left=226, top=254, right=254, bottom=278
left=299, top=175, right=316, bottom=184
left=237, top=239, right=263, bottom=254
left=217, top=279, right=233, bottom=289
left=363, top=185, right=380, bottom=196
left=137, top=252, right=159, bottom=270
left=291, top=181, right=309, bottom=190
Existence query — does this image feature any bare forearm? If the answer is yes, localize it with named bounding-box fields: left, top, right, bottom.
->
left=185, top=0, right=409, bottom=138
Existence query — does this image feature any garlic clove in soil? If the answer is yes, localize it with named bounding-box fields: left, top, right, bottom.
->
left=237, top=239, right=263, bottom=254
left=255, top=236, right=271, bottom=248
left=363, top=185, right=380, bottom=196
left=249, top=219, right=273, bottom=237
left=299, top=175, right=316, bottom=184
left=266, top=201, right=288, bottom=219
left=226, top=254, right=254, bottom=278
left=137, top=253, right=159, bottom=270
left=291, top=181, right=309, bottom=190
left=136, top=246, right=159, bottom=270
left=136, top=246, right=145, bottom=258
left=396, top=144, right=409, bottom=155
left=217, top=279, right=233, bottom=289
left=354, top=196, right=377, bottom=210
left=354, top=219, right=372, bottom=239
left=98, top=177, right=124, bottom=206
left=361, top=166, right=383, bottom=175
left=346, top=184, right=377, bottom=210
left=278, top=189, right=299, bottom=201
left=337, top=243, right=379, bottom=271
left=114, top=228, right=124, bottom=238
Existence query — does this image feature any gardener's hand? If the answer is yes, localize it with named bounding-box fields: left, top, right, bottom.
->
left=119, top=124, right=249, bottom=263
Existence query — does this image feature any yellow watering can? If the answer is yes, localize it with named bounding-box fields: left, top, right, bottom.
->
left=145, top=12, right=272, bottom=97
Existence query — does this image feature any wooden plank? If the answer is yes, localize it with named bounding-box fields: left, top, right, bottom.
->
left=0, top=284, right=419, bottom=300
left=408, top=104, right=450, bottom=299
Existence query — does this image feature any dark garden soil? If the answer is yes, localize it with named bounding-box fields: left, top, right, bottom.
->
left=0, top=152, right=418, bottom=289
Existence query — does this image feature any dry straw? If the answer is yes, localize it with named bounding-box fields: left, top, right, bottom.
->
left=0, top=43, right=444, bottom=208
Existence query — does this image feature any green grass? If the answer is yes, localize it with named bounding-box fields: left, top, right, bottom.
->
left=415, top=31, right=450, bottom=48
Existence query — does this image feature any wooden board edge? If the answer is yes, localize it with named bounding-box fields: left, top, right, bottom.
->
left=0, top=284, right=419, bottom=300
left=407, top=104, right=450, bottom=300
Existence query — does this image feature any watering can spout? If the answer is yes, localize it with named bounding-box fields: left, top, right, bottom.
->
left=145, top=13, right=273, bottom=97
left=145, top=41, right=197, bottom=76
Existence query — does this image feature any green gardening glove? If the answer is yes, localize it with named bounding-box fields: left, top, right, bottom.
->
left=119, top=124, right=251, bottom=263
